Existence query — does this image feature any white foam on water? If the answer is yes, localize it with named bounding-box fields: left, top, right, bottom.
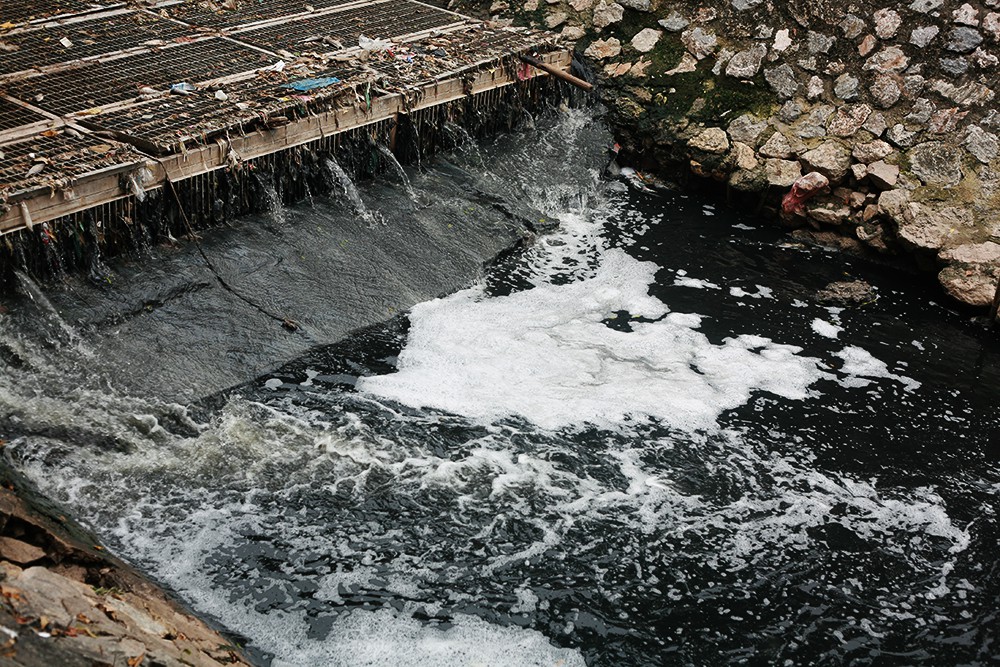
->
left=730, top=285, right=773, bottom=300
left=836, top=346, right=920, bottom=391
left=674, top=276, right=722, bottom=290
left=358, top=249, right=826, bottom=432
left=6, top=377, right=974, bottom=663
left=812, top=318, right=841, bottom=339
left=272, top=608, right=585, bottom=667
left=3, top=107, right=982, bottom=665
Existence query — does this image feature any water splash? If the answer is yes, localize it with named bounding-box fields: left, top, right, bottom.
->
left=3, top=108, right=998, bottom=667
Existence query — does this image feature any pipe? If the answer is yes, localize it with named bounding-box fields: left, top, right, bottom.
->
left=517, top=54, right=594, bottom=92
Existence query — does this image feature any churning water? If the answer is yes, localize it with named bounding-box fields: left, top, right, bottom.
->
left=2, top=109, right=999, bottom=666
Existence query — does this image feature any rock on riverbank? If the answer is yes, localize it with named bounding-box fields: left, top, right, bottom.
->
left=466, top=0, right=1000, bottom=308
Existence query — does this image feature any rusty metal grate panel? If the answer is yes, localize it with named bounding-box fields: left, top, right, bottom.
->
left=0, top=132, right=142, bottom=196
left=165, top=0, right=358, bottom=29
left=0, top=12, right=198, bottom=77
left=6, top=39, right=278, bottom=117
left=235, top=1, right=461, bottom=53
left=0, top=99, right=50, bottom=133
left=0, top=0, right=101, bottom=24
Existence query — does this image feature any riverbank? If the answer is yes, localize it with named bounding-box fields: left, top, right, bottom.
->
left=0, top=459, right=251, bottom=666
left=460, top=0, right=1000, bottom=309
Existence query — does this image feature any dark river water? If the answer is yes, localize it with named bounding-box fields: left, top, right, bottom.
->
left=2, top=109, right=999, bottom=666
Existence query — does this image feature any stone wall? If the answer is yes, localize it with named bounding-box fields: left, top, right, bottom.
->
left=466, top=0, right=1000, bottom=308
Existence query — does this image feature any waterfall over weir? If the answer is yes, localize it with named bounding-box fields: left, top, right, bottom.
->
left=0, top=74, right=572, bottom=295
left=2, top=109, right=1000, bottom=667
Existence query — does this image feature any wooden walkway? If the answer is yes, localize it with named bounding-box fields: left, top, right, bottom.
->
left=0, top=0, right=569, bottom=236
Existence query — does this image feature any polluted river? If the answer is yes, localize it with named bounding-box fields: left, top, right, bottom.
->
left=1, top=108, right=999, bottom=666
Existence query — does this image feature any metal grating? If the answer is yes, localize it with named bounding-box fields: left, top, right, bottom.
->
left=6, top=39, right=279, bottom=117
left=165, top=0, right=358, bottom=29
left=79, top=25, right=554, bottom=154
left=78, top=64, right=364, bottom=153
left=235, top=1, right=462, bottom=53
left=0, top=0, right=100, bottom=25
left=0, top=132, right=142, bottom=196
left=81, top=82, right=304, bottom=153
left=0, top=98, right=51, bottom=133
left=0, top=12, right=198, bottom=77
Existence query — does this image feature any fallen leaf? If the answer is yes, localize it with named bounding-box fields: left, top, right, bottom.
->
left=87, top=144, right=112, bottom=155
left=40, top=130, right=59, bottom=138
left=127, top=652, right=145, bottom=667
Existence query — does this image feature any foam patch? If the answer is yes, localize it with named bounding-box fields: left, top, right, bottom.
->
left=359, top=250, right=826, bottom=432
left=272, top=609, right=586, bottom=667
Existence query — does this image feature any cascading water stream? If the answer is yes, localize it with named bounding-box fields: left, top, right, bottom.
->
left=1, top=108, right=998, bottom=667
left=442, top=121, right=485, bottom=167
left=323, top=157, right=381, bottom=226
left=374, top=143, right=420, bottom=205
left=254, top=171, right=287, bottom=227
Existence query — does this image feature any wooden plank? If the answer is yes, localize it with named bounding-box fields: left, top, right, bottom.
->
left=0, top=119, right=59, bottom=145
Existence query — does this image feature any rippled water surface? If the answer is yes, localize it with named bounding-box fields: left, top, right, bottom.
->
left=2, top=109, right=999, bottom=666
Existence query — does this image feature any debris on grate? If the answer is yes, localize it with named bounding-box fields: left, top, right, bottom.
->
left=0, top=131, right=144, bottom=217
left=76, top=24, right=556, bottom=155
left=6, top=39, right=279, bottom=117
left=232, top=1, right=464, bottom=54
left=163, top=0, right=359, bottom=29
left=0, top=11, right=199, bottom=78
left=0, top=0, right=104, bottom=26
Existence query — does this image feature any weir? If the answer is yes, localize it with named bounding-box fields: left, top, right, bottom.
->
left=0, top=0, right=576, bottom=289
